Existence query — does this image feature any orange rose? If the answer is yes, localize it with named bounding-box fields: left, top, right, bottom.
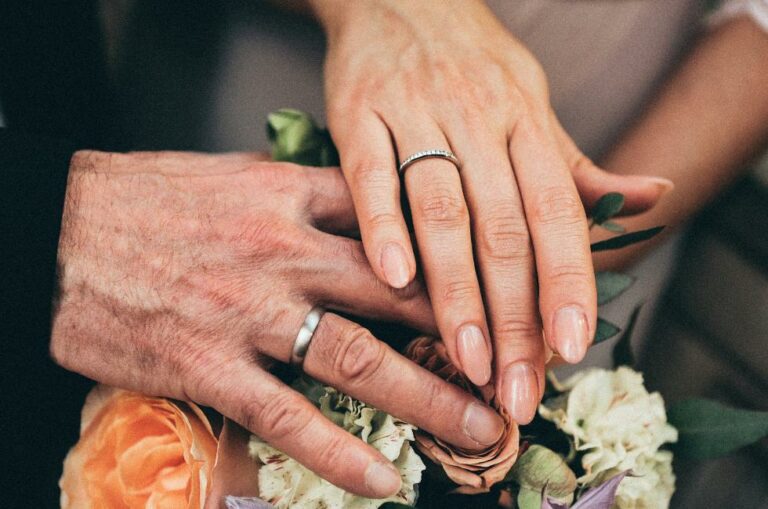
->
left=60, top=385, right=218, bottom=508
left=405, top=337, right=520, bottom=494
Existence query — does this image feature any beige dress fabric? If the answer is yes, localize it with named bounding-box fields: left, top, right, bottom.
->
left=209, top=0, right=704, bottom=159
left=203, top=1, right=703, bottom=368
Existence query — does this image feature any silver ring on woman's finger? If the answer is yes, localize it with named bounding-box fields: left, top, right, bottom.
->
left=290, top=306, right=326, bottom=368
left=398, top=149, right=461, bottom=177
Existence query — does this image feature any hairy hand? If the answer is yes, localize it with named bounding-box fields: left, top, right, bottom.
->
left=52, top=150, right=504, bottom=498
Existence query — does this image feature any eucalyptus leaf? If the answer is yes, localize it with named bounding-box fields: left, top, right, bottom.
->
left=600, top=220, right=625, bottom=233
left=591, top=193, right=625, bottom=224
left=590, top=226, right=664, bottom=252
left=267, top=108, right=339, bottom=167
left=380, top=503, right=415, bottom=509
left=507, top=445, right=576, bottom=497
left=668, top=398, right=768, bottom=459
left=596, top=272, right=635, bottom=305
left=612, top=305, right=643, bottom=368
left=594, top=318, right=621, bottom=344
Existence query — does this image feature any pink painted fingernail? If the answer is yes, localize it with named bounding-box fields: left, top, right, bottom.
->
left=380, top=242, right=410, bottom=289
left=457, top=324, right=492, bottom=386
left=364, top=461, right=401, bottom=498
left=502, top=362, right=539, bottom=425
left=552, top=306, right=589, bottom=363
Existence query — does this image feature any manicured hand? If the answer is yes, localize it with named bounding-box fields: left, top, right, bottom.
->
left=308, top=0, right=671, bottom=423
left=52, top=151, right=505, bottom=499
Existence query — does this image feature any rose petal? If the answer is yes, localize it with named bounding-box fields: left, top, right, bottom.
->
left=405, top=337, right=520, bottom=493
left=61, top=386, right=217, bottom=509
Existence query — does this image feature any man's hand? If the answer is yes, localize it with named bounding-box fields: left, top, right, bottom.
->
left=51, top=150, right=504, bottom=498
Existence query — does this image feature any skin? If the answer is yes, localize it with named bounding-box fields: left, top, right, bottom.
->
left=51, top=8, right=768, bottom=500
left=297, top=0, right=670, bottom=425
left=52, top=151, right=507, bottom=498
left=594, top=17, right=768, bottom=269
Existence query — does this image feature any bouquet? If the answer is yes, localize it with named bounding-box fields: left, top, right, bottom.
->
left=60, top=110, right=768, bottom=509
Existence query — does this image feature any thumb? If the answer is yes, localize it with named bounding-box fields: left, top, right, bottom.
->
left=551, top=114, right=673, bottom=215
left=572, top=160, right=674, bottom=216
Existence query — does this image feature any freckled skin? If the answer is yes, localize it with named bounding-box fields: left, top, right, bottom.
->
left=51, top=149, right=503, bottom=498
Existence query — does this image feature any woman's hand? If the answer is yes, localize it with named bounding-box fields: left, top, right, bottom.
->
left=308, top=0, right=671, bottom=423
left=52, top=151, right=505, bottom=498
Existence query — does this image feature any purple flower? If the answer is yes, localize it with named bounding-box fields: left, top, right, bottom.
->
left=542, top=471, right=628, bottom=509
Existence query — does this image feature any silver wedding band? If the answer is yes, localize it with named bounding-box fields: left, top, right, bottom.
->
left=290, top=306, right=326, bottom=368
left=398, top=149, right=461, bottom=176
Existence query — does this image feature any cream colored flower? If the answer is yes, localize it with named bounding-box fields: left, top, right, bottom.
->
left=539, top=367, right=677, bottom=508
left=611, top=450, right=675, bottom=509
left=249, top=386, right=424, bottom=509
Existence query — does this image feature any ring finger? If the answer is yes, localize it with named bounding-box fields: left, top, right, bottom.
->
left=388, top=116, right=492, bottom=386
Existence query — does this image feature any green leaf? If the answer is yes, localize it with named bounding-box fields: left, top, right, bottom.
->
left=594, top=318, right=621, bottom=344
left=506, top=445, right=576, bottom=498
left=596, top=272, right=635, bottom=305
left=267, top=108, right=339, bottom=167
left=668, top=398, right=768, bottom=459
left=380, top=504, right=415, bottom=509
left=600, top=220, right=625, bottom=233
left=591, top=193, right=625, bottom=224
left=590, top=226, right=665, bottom=252
left=612, top=305, right=643, bottom=368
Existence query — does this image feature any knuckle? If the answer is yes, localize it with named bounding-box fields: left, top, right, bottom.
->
left=530, top=187, right=585, bottom=227
left=494, top=316, right=541, bottom=341
left=418, top=379, right=450, bottom=420
left=491, top=305, right=542, bottom=341
left=442, top=279, right=478, bottom=304
left=548, top=264, right=592, bottom=285
left=366, top=211, right=402, bottom=230
left=231, top=217, right=305, bottom=258
left=350, top=163, right=396, bottom=189
left=332, top=326, right=387, bottom=386
left=417, top=192, right=468, bottom=229
left=478, top=210, right=531, bottom=262
left=313, top=433, right=349, bottom=472
left=245, top=391, right=314, bottom=440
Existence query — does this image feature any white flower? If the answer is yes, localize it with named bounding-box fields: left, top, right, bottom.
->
left=249, top=386, right=425, bottom=509
left=539, top=367, right=677, bottom=508
left=611, top=451, right=675, bottom=509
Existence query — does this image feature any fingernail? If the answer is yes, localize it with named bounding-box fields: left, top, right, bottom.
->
left=380, top=242, right=410, bottom=289
left=645, top=176, right=675, bottom=193
left=502, top=362, right=539, bottom=425
left=463, top=401, right=504, bottom=446
left=457, top=324, right=492, bottom=386
left=364, top=461, right=401, bottom=498
left=552, top=306, right=589, bottom=363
